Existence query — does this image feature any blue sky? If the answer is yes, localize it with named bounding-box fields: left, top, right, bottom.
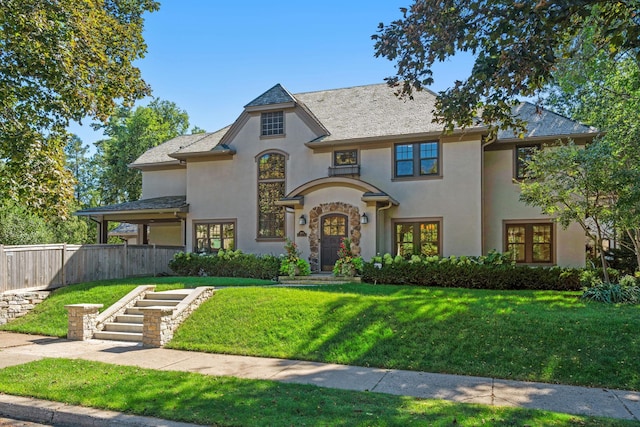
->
left=69, top=1, right=474, bottom=147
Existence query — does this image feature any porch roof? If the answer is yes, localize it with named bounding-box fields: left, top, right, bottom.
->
left=75, top=196, right=188, bottom=222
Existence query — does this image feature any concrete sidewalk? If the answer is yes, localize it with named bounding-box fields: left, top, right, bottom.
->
left=0, top=331, right=639, bottom=425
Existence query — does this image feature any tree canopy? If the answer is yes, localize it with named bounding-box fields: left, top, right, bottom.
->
left=373, top=0, right=640, bottom=134
left=0, top=0, right=158, bottom=217
left=94, top=99, right=190, bottom=204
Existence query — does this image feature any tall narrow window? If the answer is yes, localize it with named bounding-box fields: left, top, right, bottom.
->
left=506, top=223, right=553, bottom=263
left=394, top=220, right=440, bottom=258
left=261, top=111, right=284, bottom=136
left=257, top=152, right=285, bottom=238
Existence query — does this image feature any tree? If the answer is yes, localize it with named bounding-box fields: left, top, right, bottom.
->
left=544, top=34, right=640, bottom=272
left=372, top=1, right=640, bottom=135
left=519, top=141, right=619, bottom=282
left=0, top=0, right=158, bottom=217
left=65, top=135, right=101, bottom=208
left=0, top=201, right=54, bottom=245
left=95, top=99, right=190, bottom=204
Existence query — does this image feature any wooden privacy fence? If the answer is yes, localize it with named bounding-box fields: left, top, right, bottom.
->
left=0, top=244, right=185, bottom=293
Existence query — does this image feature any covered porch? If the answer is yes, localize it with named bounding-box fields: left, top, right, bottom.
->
left=75, top=196, right=189, bottom=245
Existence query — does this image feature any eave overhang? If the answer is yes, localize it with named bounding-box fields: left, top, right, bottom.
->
left=305, top=127, right=488, bottom=149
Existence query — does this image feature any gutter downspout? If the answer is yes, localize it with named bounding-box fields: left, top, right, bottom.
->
left=376, top=202, right=394, bottom=255
left=481, top=134, right=496, bottom=255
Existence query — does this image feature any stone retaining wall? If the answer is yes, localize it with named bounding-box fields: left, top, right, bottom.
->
left=0, top=290, right=50, bottom=325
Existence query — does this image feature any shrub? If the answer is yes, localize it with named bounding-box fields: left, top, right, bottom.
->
left=169, top=250, right=280, bottom=280
left=279, top=239, right=311, bottom=277
left=362, top=253, right=581, bottom=291
left=581, top=274, right=640, bottom=304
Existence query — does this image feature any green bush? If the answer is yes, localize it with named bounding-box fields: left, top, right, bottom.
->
left=169, top=250, right=280, bottom=280
left=581, top=274, right=640, bottom=304
left=362, top=253, right=581, bottom=291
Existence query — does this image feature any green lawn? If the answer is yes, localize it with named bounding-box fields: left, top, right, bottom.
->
left=0, top=358, right=632, bottom=427
left=169, top=284, right=640, bottom=391
left=0, top=276, right=273, bottom=337
left=2, top=277, right=639, bottom=392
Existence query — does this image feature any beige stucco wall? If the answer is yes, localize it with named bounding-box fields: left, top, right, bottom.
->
left=356, top=138, right=484, bottom=257
left=185, top=108, right=327, bottom=255
left=142, top=169, right=187, bottom=199
left=483, top=149, right=586, bottom=267
left=183, top=107, right=487, bottom=261
left=148, top=224, right=183, bottom=246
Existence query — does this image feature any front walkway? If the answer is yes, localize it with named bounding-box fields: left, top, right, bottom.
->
left=0, top=332, right=639, bottom=423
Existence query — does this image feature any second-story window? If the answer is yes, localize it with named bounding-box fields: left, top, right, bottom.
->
left=394, top=141, right=439, bottom=178
left=261, top=111, right=284, bottom=136
left=334, top=150, right=358, bottom=166
left=515, top=144, right=541, bottom=180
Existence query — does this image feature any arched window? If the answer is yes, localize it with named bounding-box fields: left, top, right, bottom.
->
left=257, top=152, right=285, bottom=238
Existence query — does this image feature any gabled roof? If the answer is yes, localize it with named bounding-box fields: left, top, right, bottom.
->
left=496, top=102, right=598, bottom=141
left=130, top=133, right=211, bottom=168
left=296, top=84, right=452, bottom=144
left=133, top=83, right=599, bottom=167
left=245, top=83, right=295, bottom=107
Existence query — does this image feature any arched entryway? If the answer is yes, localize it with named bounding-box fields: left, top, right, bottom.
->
left=308, top=202, right=361, bottom=272
left=320, top=214, right=348, bottom=271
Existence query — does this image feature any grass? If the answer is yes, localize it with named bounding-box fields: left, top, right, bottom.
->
left=2, top=277, right=639, bottom=391
left=0, top=276, right=273, bottom=337
left=168, top=284, right=640, bottom=391
left=0, top=358, right=633, bottom=427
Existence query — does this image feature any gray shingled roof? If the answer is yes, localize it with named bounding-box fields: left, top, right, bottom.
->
left=497, top=102, right=597, bottom=140
left=245, top=83, right=295, bottom=107
left=172, top=126, right=230, bottom=156
left=76, top=196, right=187, bottom=215
left=131, top=133, right=211, bottom=166
left=295, top=83, right=447, bottom=142
left=133, top=84, right=597, bottom=166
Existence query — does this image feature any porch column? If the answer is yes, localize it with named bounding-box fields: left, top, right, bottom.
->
left=99, top=217, right=109, bottom=244
left=142, top=224, right=149, bottom=245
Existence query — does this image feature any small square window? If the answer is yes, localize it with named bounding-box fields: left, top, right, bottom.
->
left=261, top=111, right=284, bottom=136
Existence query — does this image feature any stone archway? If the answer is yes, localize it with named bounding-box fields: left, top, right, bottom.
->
left=308, top=202, right=361, bottom=272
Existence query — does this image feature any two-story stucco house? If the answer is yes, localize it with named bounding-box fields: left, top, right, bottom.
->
left=78, top=83, right=597, bottom=270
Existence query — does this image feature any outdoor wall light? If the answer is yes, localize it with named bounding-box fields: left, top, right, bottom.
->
left=360, top=213, right=369, bottom=224
left=299, top=215, right=307, bottom=225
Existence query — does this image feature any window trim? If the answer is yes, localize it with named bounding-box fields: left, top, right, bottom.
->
left=393, top=141, right=442, bottom=180
left=392, top=217, right=443, bottom=258
left=256, top=151, right=287, bottom=241
left=260, top=110, right=285, bottom=138
left=514, top=144, right=541, bottom=181
left=503, top=220, right=555, bottom=265
left=193, top=219, right=237, bottom=253
left=333, top=149, right=359, bottom=167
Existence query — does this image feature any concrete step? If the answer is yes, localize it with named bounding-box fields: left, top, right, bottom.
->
left=116, top=314, right=143, bottom=324
left=136, top=299, right=181, bottom=307
left=93, top=331, right=142, bottom=342
left=125, top=307, right=145, bottom=315
left=102, top=322, right=143, bottom=333
left=145, top=290, right=191, bottom=300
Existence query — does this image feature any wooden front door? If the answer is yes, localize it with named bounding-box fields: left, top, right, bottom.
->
left=321, top=214, right=348, bottom=271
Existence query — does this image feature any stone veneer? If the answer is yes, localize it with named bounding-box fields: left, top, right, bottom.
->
left=308, top=202, right=361, bottom=272
left=0, top=291, right=50, bottom=325
left=141, top=287, right=216, bottom=347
